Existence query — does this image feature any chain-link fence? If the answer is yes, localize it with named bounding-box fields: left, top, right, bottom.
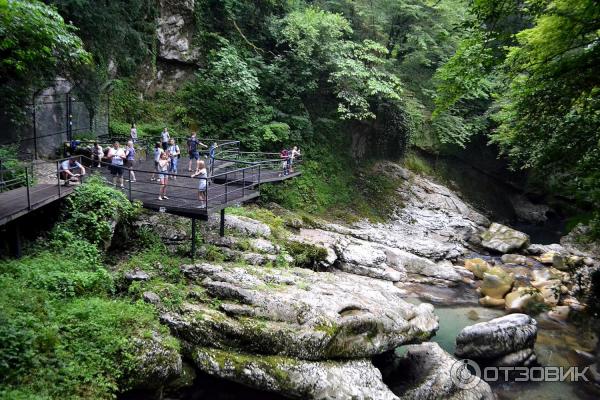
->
left=0, top=79, right=110, bottom=159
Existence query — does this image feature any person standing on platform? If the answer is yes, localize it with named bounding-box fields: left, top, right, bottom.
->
left=125, top=141, right=136, bottom=183
left=151, top=142, right=163, bottom=181
left=108, top=142, right=126, bottom=188
left=187, top=132, right=207, bottom=172
left=167, top=138, right=180, bottom=180
left=191, top=160, right=208, bottom=208
left=208, top=142, right=219, bottom=174
left=92, top=142, right=103, bottom=167
left=161, top=127, right=170, bottom=151
left=157, top=152, right=170, bottom=201
left=130, top=123, right=138, bottom=143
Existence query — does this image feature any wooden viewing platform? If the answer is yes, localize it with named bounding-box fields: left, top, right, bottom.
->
left=0, top=147, right=301, bottom=227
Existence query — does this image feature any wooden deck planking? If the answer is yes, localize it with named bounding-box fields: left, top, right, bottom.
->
left=0, top=184, right=74, bottom=226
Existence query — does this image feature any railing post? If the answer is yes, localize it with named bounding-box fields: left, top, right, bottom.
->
left=258, top=164, right=261, bottom=196
left=0, top=160, right=4, bottom=193
left=219, top=208, right=225, bottom=237
left=57, top=161, right=61, bottom=196
left=128, top=168, right=132, bottom=201
left=25, top=166, right=31, bottom=210
left=224, top=172, right=228, bottom=204
left=242, top=168, right=245, bottom=198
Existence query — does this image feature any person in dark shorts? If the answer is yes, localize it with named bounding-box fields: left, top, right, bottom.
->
left=187, top=132, right=207, bottom=171
left=161, top=127, right=170, bottom=151
left=208, top=142, right=219, bottom=174
left=108, top=142, right=126, bottom=188
left=60, top=157, right=86, bottom=186
left=125, top=140, right=136, bottom=182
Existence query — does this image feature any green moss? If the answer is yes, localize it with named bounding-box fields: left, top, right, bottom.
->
left=283, top=241, right=328, bottom=269
left=314, top=322, right=338, bottom=337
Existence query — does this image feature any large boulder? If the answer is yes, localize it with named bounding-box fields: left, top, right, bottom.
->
left=190, top=346, right=399, bottom=400
left=480, top=223, right=529, bottom=253
left=455, top=314, right=537, bottom=366
left=386, top=342, right=495, bottom=400
left=162, top=263, right=438, bottom=360
left=386, top=248, right=463, bottom=286
left=128, top=331, right=183, bottom=389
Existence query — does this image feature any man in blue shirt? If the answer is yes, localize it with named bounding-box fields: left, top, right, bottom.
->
left=60, top=157, right=86, bottom=186
left=187, top=132, right=208, bottom=172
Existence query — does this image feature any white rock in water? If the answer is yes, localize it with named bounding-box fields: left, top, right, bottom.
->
left=480, top=223, right=530, bottom=253
left=455, top=313, right=537, bottom=363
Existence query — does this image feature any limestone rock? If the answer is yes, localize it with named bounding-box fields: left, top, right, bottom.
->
left=389, top=342, right=495, bottom=400
left=548, top=305, right=570, bottom=322
left=125, top=269, right=151, bottom=282
left=164, top=263, right=439, bottom=360
left=455, top=314, right=537, bottom=366
left=479, top=267, right=514, bottom=299
left=157, top=0, right=199, bottom=64
left=335, top=241, right=403, bottom=282
left=250, top=238, right=279, bottom=254
left=464, top=258, right=490, bottom=279
left=480, top=223, right=529, bottom=253
left=501, top=254, right=528, bottom=265
left=504, top=287, right=545, bottom=313
left=143, top=291, right=161, bottom=305
left=129, top=331, right=182, bottom=389
left=478, top=296, right=505, bottom=308
left=216, top=215, right=272, bottom=237
left=190, top=346, right=399, bottom=400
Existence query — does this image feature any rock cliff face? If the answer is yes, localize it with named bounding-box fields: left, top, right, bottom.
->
left=157, top=0, right=199, bottom=64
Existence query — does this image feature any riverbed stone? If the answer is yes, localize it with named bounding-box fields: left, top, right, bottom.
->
left=129, top=330, right=183, bottom=389
left=455, top=314, right=537, bottom=366
left=501, top=254, right=528, bottom=265
left=190, top=346, right=399, bottom=400
left=479, top=267, right=514, bottom=299
left=163, top=263, right=439, bottom=360
left=480, top=223, right=529, bottom=253
left=478, top=295, right=505, bottom=308
left=504, top=287, right=545, bottom=313
left=464, top=258, right=490, bottom=279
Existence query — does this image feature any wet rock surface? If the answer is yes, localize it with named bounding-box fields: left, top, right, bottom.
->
left=455, top=314, right=537, bottom=366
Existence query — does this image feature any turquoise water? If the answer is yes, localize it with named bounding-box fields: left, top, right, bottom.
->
left=418, top=302, right=598, bottom=400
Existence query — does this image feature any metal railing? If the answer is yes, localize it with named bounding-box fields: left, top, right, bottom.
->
left=77, top=155, right=260, bottom=211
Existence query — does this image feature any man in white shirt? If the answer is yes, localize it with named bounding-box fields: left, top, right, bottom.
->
left=108, top=142, right=126, bottom=188
left=60, top=157, right=86, bottom=186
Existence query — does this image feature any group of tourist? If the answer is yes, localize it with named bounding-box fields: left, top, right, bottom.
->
left=60, top=127, right=299, bottom=208
left=279, top=146, right=301, bottom=176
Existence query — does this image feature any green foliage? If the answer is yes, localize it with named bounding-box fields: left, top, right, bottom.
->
left=226, top=205, right=287, bottom=238
left=0, top=281, right=169, bottom=398
left=0, top=0, right=90, bottom=121
left=60, top=176, right=141, bottom=247
left=283, top=241, right=327, bottom=269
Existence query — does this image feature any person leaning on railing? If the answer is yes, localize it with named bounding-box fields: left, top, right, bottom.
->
left=60, top=157, right=86, bottom=186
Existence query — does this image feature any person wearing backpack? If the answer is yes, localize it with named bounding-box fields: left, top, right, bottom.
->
left=167, top=138, right=180, bottom=180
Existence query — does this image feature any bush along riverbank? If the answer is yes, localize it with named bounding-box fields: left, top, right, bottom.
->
left=2, top=163, right=600, bottom=399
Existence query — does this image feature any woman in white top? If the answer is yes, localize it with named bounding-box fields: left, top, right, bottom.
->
left=161, top=128, right=170, bottom=151
left=108, top=142, right=126, bottom=188
left=151, top=142, right=164, bottom=181
left=191, top=160, right=208, bottom=208
left=157, top=152, right=170, bottom=200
